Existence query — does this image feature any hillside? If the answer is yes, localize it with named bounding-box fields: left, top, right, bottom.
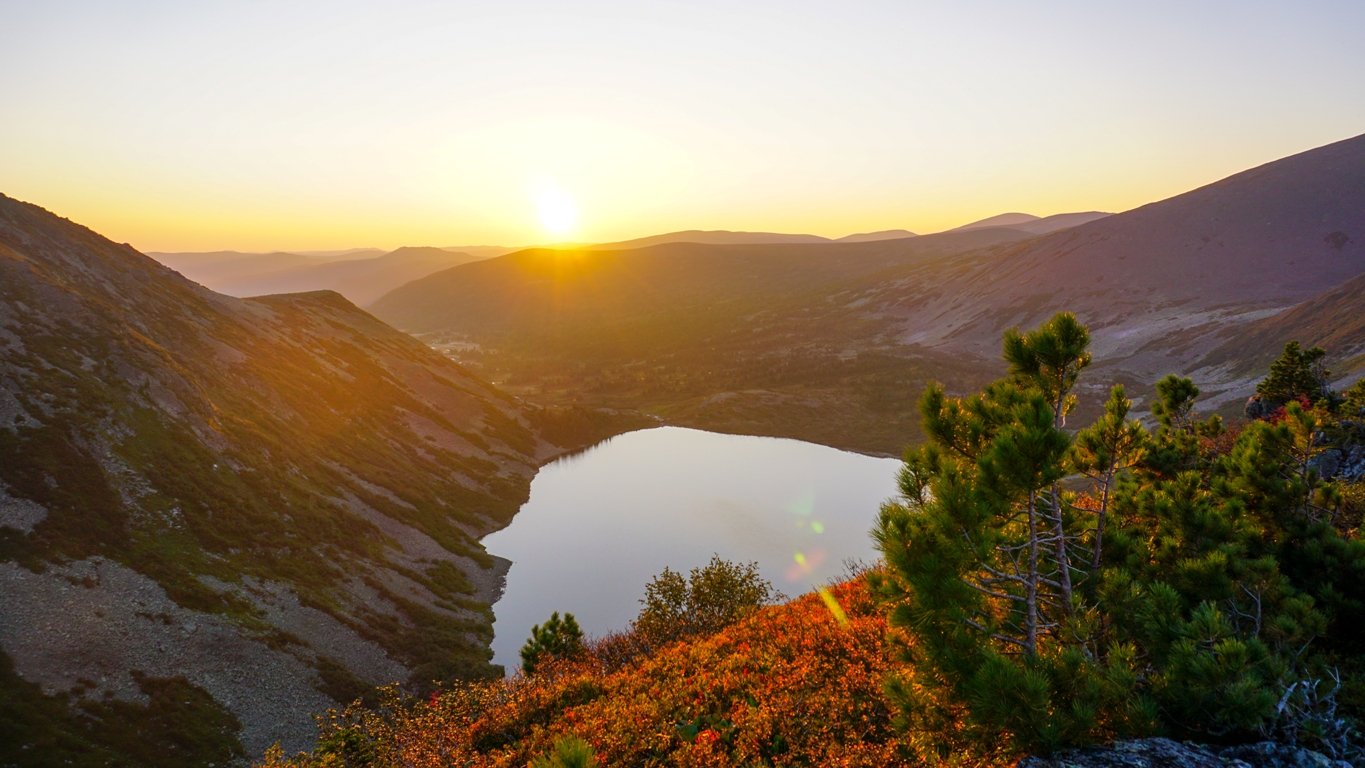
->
left=0, top=194, right=554, bottom=763
left=585, top=228, right=926, bottom=250
left=950, top=211, right=1111, bottom=235
left=1199, top=270, right=1365, bottom=380
left=368, top=228, right=1035, bottom=454
left=264, top=578, right=904, bottom=767
left=364, top=134, right=1365, bottom=454
left=891, top=133, right=1365, bottom=365
left=150, top=246, right=486, bottom=306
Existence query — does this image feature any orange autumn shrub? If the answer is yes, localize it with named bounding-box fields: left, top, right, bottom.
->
left=262, top=578, right=909, bottom=767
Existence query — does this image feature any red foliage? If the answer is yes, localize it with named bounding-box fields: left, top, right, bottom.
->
left=276, top=579, right=910, bottom=767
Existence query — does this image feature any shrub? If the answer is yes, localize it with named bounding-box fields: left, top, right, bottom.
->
left=634, top=555, right=779, bottom=648
left=872, top=316, right=1365, bottom=761
left=520, top=612, right=585, bottom=675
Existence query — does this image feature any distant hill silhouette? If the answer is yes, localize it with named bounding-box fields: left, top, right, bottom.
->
left=587, top=228, right=923, bottom=250
left=948, top=211, right=1111, bottom=235
left=370, top=227, right=1034, bottom=335
left=836, top=229, right=918, bottom=242
left=585, top=230, right=832, bottom=250
left=151, top=246, right=488, bottom=306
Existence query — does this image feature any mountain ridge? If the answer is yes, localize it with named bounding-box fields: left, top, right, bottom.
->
left=0, top=193, right=555, bottom=760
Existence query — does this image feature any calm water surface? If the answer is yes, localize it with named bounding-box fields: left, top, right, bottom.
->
left=482, top=426, right=902, bottom=671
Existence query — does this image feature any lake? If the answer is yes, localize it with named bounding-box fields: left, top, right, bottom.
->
left=481, top=426, right=903, bottom=671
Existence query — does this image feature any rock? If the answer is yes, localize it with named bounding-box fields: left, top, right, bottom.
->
left=1246, top=396, right=1278, bottom=420
left=1019, top=738, right=1225, bottom=768
left=1017, top=738, right=1351, bottom=768
left=1338, top=444, right=1365, bottom=482
left=1310, top=449, right=1343, bottom=480
left=1220, top=742, right=1349, bottom=768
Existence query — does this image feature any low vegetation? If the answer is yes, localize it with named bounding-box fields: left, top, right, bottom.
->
left=261, top=317, right=1365, bottom=768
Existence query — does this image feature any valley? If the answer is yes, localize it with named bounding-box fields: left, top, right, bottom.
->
left=2, top=131, right=1363, bottom=766
left=368, top=133, right=1365, bottom=456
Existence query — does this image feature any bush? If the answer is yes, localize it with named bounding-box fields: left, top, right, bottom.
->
left=521, top=612, right=584, bottom=675
left=634, top=555, right=779, bottom=648
left=529, top=735, right=598, bottom=768
left=873, top=315, right=1365, bottom=761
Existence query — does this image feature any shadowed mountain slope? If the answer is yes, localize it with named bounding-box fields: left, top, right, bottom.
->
left=369, top=228, right=1034, bottom=454
left=889, top=132, right=1365, bottom=371
left=0, top=194, right=551, bottom=762
left=1200, top=271, right=1365, bottom=380
left=370, top=227, right=1033, bottom=335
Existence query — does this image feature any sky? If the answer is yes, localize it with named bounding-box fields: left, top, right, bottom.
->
left=2, top=1, right=1364, bottom=252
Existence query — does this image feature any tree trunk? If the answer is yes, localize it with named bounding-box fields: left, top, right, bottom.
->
left=1026, top=490, right=1040, bottom=656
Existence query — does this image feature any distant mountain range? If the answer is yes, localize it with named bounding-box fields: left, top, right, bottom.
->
left=151, top=246, right=489, bottom=306
left=365, top=132, right=1365, bottom=453
left=149, top=216, right=1110, bottom=306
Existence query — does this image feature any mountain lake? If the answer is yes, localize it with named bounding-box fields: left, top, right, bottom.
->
left=482, top=426, right=903, bottom=671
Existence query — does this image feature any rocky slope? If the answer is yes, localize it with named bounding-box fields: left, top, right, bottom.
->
left=0, top=194, right=555, bottom=763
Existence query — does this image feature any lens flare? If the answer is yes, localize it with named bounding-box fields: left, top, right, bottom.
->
left=785, top=490, right=814, bottom=516
left=785, top=548, right=828, bottom=581
left=818, top=587, right=849, bottom=626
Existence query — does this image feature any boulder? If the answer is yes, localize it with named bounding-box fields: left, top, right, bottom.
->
left=1017, top=738, right=1351, bottom=768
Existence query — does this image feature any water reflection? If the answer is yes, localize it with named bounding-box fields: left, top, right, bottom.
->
left=481, top=426, right=901, bottom=671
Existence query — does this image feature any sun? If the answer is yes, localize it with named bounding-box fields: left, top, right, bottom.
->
left=536, top=188, right=577, bottom=236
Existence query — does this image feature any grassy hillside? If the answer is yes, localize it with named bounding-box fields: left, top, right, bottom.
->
left=887, top=132, right=1365, bottom=363
left=368, top=134, right=1365, bottom=454
left=1199, top=271, right=1365, bottom=380
left=370, top=229, right=1031, bottom=455
left=0, top=194, right=553, bottom=763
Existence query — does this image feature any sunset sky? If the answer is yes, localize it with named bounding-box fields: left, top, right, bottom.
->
left=3, top=1, right=1364, bottom=252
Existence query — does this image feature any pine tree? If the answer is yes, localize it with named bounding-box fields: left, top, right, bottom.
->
left=1072, top=385, right=1147, bottom=574
left=520, top=612, right=584, bottom=675
left=1002, top=312, right=1093, bottom=609
left=874, top=314, right=1147, bottom=757
left=874, top=314, right=1365, bottom=760
left=1257, top=341, right=1330, bottom=406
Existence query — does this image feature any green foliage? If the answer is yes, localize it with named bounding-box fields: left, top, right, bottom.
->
left=1152, top=374, right=1201, bottom=431
left=634, top=555, right=779, bottom=647
left=529, top=735, right=599, bottom=768
left=0, top=651, right=245, bottom=768
left=1002, top=311, right=1092, bottom=425
left=1257, top=341, right=1330, bottom=405
left=1344, top=378, right=1365, bottom=417
left=521, top=612, right=585, bottom=675
left=874, top=312, right=1365, bottom=761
